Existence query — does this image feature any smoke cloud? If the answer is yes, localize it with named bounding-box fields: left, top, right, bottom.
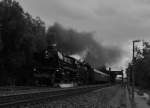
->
left=47, top=23, right=123, bottom=67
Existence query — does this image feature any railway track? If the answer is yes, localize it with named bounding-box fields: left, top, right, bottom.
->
left=0, top=84, right=111, bottom=107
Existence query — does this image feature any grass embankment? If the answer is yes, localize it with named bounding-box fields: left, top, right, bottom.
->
left=137, top=89, right=150, bottom=106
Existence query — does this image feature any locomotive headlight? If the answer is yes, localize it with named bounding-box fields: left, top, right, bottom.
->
left=33, top=68, right=36, bottom=71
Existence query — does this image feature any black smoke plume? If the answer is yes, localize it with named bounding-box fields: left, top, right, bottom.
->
left=47, top=23, right=123, bottom=67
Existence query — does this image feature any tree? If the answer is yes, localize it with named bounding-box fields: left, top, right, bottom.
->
left=0, top=0, right=47, bottom=85
left=126, top=41, right=150, bottom=89
left=0, top=0, right=25, bottom=85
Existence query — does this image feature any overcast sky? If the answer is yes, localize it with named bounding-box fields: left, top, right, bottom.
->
left=16, top=0, right=150, bottom=70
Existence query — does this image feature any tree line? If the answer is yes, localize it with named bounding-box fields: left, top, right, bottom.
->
left=126, top=41, right=150, bottom=89
left=0, top=0, right=60, bottom=85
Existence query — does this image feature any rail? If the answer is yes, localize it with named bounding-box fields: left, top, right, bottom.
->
left=0, top=84, right=111, bottom=107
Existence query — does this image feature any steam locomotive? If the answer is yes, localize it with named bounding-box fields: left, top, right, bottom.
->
left=32, top=45, right=111, bottom=87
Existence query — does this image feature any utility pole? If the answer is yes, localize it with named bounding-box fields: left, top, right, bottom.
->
left=121, top=70, right=124, bottom=87
left=127, top=67, right=130, bottom=91
left=109, top=67, right=111, bottom=84
left=132, top=40, right=141, bottom=102
left=132, top=41, right=135, bottom=101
